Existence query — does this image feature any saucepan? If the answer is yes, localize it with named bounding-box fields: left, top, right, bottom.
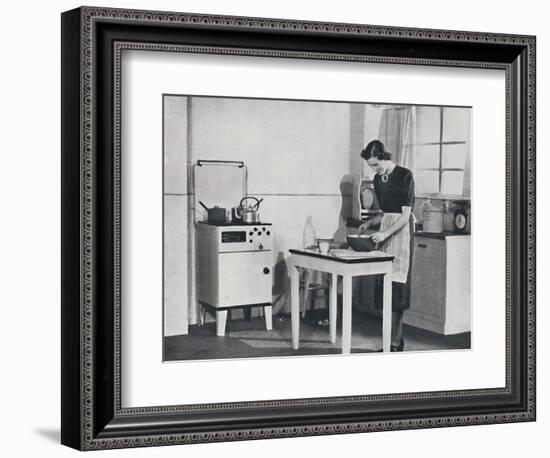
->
left=198, top=201, right=226, bottom=224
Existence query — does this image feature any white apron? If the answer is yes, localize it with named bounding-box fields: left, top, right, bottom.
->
left=379, top=213, right=413, bottom=284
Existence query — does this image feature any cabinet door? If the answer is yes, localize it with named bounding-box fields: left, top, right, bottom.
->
left=413, top=237, right=445, bottom=260
left=218, top=251, right=272, bottom=306
left=410, top=248, right=446, bottom=320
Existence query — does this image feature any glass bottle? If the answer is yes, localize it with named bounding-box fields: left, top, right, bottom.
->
left=303, top=215, right=317, bottom=249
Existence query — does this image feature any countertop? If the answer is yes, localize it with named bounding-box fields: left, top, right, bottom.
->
left=415, top=231, right=470, bottom=239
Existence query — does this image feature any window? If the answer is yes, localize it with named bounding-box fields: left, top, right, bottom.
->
left=414, top=106, right=470, bottom=196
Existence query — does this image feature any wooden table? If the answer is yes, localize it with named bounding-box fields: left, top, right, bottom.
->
left=289, top=249, right=394, bottom=353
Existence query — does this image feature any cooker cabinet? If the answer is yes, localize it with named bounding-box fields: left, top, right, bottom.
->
left=403, top=234, right=471, bottom=335
left=196, top=222, right=274, bottom=336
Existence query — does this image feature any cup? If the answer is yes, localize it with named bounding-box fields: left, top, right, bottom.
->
left=319, top=241, right=330, bottom=255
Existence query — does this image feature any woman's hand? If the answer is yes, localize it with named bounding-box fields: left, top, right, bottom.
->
left=371, top=232, right=387, bottom=244
left=358, top=221, right=370, bottom=234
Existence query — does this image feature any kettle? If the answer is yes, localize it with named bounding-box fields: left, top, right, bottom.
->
left=236, top=196, right=263, bottom=224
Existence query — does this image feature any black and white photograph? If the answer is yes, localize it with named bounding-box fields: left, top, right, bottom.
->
left=162, top=95, right=472, bottom=361
left=1, top=0, right=547, bottom=452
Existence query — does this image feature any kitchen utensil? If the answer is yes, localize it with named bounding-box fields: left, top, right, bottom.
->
left=361, top=186, right=376, bottom=209
left=422, top=199, right=444, bottom=233
left=319, top=241, right=330, bottom=254
left=237, top=196, right=262, bottom=224
left=347, top=234, right=380, bottom=252
left=316, top=237, right=335, bottom=254
left=198, top=201, right=226, bottom=224
left=354, top=177, right=381, bottom=220
left=453, top=207, right=469, bottom=234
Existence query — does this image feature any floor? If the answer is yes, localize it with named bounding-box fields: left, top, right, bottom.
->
left=164, top=309, right=471, bottom=362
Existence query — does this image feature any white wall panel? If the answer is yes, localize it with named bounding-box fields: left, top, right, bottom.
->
left=190, top=97, right=351, bottom=195
left=163, top=195, right=189, bottom=335
left=163, top=96, right=188, bottom=194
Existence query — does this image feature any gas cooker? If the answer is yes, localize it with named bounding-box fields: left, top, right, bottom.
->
left=196, top=222, right=273, bottom=311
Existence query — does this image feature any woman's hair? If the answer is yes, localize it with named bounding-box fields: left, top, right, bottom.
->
left=360, top=140, right=392, bottom=161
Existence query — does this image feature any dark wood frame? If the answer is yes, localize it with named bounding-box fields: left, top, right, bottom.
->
left=61, top=6, right=536, bottom=450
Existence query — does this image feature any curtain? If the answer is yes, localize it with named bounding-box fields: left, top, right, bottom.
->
left=378, top=106, right=416, bottom=172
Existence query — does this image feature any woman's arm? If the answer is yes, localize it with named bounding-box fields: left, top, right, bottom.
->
left=371, top=206, right=411, bottom=243
left=358, top=213, right=383, bottom=233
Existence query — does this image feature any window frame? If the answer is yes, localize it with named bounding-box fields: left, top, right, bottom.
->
left=414, top=106, right=469, bottom=197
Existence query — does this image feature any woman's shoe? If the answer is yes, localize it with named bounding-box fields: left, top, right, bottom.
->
left=393, top=338, right=405, bottom=352
left=376, top=338, right=405, bottom=352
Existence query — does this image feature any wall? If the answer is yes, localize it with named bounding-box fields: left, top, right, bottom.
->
left=163, top=97, right=190, bottom=335
left=164, top=95, right=364, bottom=329
left=189, top=96, right=353, bottom=242
left=1, top=1, right=546, bottom=458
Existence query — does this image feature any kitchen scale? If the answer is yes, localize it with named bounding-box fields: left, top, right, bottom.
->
left=352, top=175, right=382, bottom=222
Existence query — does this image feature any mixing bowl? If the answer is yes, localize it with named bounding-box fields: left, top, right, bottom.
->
left=346, top=234, right=379, bottom=252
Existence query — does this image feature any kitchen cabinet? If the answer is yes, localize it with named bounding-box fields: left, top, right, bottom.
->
left=403, top=234, right=471, bottom=335
left=356, top=234, right=471, bottom=335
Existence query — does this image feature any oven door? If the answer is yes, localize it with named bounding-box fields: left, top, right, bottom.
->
left=218, top=251, right=272, bottom=306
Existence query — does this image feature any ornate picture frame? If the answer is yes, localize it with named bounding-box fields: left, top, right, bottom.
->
left=61, top=6, right=536, bottom=450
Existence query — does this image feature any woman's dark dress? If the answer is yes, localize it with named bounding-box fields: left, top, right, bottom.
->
left=373, top=165, right=415, bottom=312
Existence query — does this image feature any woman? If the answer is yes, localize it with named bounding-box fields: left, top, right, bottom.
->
left=359, top=140, right=415, bottom=352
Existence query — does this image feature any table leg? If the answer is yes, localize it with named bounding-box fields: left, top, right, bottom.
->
left=291, top=264, right=300, bottom=350
left=301, top=269, right=313, bottom=318
left=382, top=273, right=392, bottom=352
left=330, top=273, right=337, bottom=344
left=342, top=275, right=352, bottom=354
left=198, top=303, right=205, bottom=326
left=216, top=310, right=228, bottom=337
left=264, top=305, right=273, bottom=331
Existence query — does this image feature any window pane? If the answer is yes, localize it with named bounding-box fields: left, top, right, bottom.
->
left=441, top=171, right=464, bottom=195
left=416, top=106, right=441, bottom=144
left=415, top=170, right=439, bottom=194
left=442, top=107, right=471, bottom=142
left=415, top=144, right=440, bottom=169
left=441, top=143, right=468, bottom=169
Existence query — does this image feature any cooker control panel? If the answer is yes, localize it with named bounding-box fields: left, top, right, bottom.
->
left=221, top=231, right=247, bottom=243
left=247, top=226, right=271, bottom=244
left=217, top=225, right=272, bottom=252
